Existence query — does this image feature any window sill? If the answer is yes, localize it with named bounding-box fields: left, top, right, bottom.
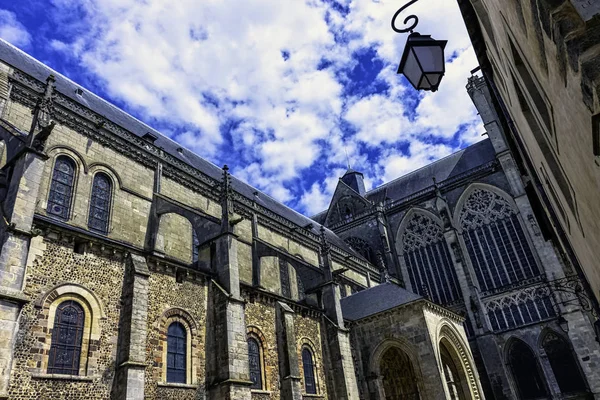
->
left=31, top=373, right=96, bottom=382
left=157, top=382, right=198, bottom=389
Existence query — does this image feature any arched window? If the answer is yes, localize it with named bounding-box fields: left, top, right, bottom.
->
left=48, top=300, right=85, bottom=375
left=401, top=213, right=462, bottom=305
left=167, top=322, right=187, bottom=383
left=542, top=331, right=588, bottom=394
left=192, top=229, right=199, bottom=263
left=460, top=189, right=540, bottom=293
left=344, top=237, right=375, bottom=264
left=247, top=337, right=263, bottom=390
left=302, top=347, right=317, bottom=394
left=440, top=342, right=467, bottom=400
left=507, top=340, right=547, bottom=399
left=48, top=156, right=76, bottom=220
left=88, top=173, right=112, bottom=234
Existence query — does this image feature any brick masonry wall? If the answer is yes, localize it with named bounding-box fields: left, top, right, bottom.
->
left=7, top=239, right=124, bottom=400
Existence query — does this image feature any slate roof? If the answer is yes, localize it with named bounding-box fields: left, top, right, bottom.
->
left=310, top=139, right=495, bottom=222
left=0, top=39, right=361, bottom=258
left=340, top=282, right=423, bottom=321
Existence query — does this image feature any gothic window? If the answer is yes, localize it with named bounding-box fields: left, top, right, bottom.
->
left=460, top=189, right=540, bottom=293
left=247, top=337, right=263, bottom=390
left=302, top=347, right=317, bottom=394
left=402, top=213, right=462, bottom=305
left=192, top=229, right=199, bottom=263
left=344, top=237, right=375, bottom=264
left=380, top=347, right=420, bottom=399
left=279, top=258, right=291, bottom=298
left=507, top=340, right=547, bottom=399
left=48, top=156, right=76, bottom=220
left=486, top=289, right=555, bottom=331
left=441, top=343, right=467, bottom=400
left=88, top=173, right=112, bottom=234
left=48, top=300, right=85, bottom=375
left=542, top=331, right=588, bottom=394
left=167, top=322, right=187, bottom=384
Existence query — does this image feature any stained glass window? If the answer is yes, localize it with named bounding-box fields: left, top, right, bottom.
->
left=302, top=347, right=317, bottom=394
left=507, top=340, right=547, bottom=399
left=167, top=322, right=186, bottom=383
left=192, top=229, right=199, bottom=264
left=48, top=300, right=84, bottom=375
left=542, top=331, right=588, bottom=394
left=402, top=213, right=462, bottom=305
left=88, top=173, right=112, bottom=234
left=460, top=189, right=540, bottom=294
left=247, top=337, right=262, bottom=389
left=48, top=156, right=76, bottom=220
left=279, top=258, right=291, bottom=298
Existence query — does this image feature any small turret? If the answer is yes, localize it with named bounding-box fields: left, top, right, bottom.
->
left=341, top=169, right=366, bottom=196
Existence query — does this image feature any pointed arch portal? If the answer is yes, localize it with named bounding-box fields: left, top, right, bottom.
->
left=380, top=346, right=420, bottom=400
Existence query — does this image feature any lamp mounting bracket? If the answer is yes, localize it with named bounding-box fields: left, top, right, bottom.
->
left=391, top=0, right=420, bottom=33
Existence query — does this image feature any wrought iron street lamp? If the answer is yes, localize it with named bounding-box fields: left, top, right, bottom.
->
left=392, top=0, right=448, bottom=92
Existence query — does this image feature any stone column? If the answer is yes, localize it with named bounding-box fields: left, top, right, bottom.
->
left=0, top=149, right=47, bottom=398
left=112, top=253, right=150, bottom=400
left=318, top=227, right=360, bottom=400
left=276, top=301, right=302, bottom=400
left=205, top=165, right=251, bottom=400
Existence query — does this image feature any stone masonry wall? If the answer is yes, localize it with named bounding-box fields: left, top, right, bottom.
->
left=156, top=213, right=193, bottom=263
left=7, top=238, right=124, bottom=400
left=145, top=269, right=207, bottom=400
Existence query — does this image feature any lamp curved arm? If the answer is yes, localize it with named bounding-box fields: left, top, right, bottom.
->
left=391, top=0, right=420, bottom=33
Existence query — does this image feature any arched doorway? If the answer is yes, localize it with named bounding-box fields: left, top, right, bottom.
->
left=440, top=340, right=468, bottom=400
left=380, top=346, right=420, bottom=400
left=541, top=331, right=589, bottom=396
left=507, top=339, right=548, bottom=399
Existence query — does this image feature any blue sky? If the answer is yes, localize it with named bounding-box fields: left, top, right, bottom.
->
left=0, top=0, right=483, bottom=216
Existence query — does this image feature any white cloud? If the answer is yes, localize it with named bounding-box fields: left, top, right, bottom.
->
left=0, top=10, right=31, bottom=48
left=42, top=0, right=484, bottom=214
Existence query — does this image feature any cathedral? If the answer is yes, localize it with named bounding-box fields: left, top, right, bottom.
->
left=0, top=33, right=598, bottom=400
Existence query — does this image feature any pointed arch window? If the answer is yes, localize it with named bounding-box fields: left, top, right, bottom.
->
left=344, top=237, right=375, bottom=264
left=247, top=337, right=263, bottom=390
left=167, top=322, right=187, bottom=383
left=88, top=173, right=112, bottom=234
left=507, top=340, right=547, bottom=399
left=48, top=156, right=76, bottom=220
left=401, top=213, right=462, bottom=305
left=460, top=189, right=540, bottom=293
left=302, top=347, right=317, bottom=394
left=542, top=331, right=588, bottom=394
left=48, top=300, right=85, bottom=375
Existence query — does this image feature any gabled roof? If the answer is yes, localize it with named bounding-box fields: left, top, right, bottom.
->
left=0, top=39, right=361, bottom=257
left=323, top=179, right=372, bottom=227
left=340, top=282, right=423, bottom=321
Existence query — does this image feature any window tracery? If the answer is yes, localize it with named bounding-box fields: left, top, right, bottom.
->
left=460, top=189, right=540, bottom=293
left=485, top=285, right=555, bottom=331
left=344, top=237, right=375, bottom=264
left=48, top=156, right=76, bottom=220
left=48, top=300, right=85, bottom=375
left=88, top=173, right=112, bottom=234
left=401, top=213, right=462, bottom=305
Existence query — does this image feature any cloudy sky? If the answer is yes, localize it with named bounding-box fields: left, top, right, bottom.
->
left=0, top=0, right=483, bottom=216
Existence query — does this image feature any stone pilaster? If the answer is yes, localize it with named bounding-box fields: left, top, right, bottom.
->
left=112, top=253, right=150, bottom=400
left=318, top=227, right=360, bottom=400
left=0, top=149, right=47, bottom=398
left=205, top=165, right=252, bottom=400
left=276, top=301, right=302, bottom=400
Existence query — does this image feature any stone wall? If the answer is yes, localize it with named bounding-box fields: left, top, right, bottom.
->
left=7, top=238, right=124, bottom=400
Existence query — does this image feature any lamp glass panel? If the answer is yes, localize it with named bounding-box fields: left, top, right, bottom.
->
left=402, top=48, right=423, bottom=89
left=413, top=45, right=445, bottom=73
left=425, top=73, right=442, bottom=87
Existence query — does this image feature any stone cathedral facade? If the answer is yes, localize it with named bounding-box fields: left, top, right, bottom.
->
left=0, top=35, right=598, bottom=400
